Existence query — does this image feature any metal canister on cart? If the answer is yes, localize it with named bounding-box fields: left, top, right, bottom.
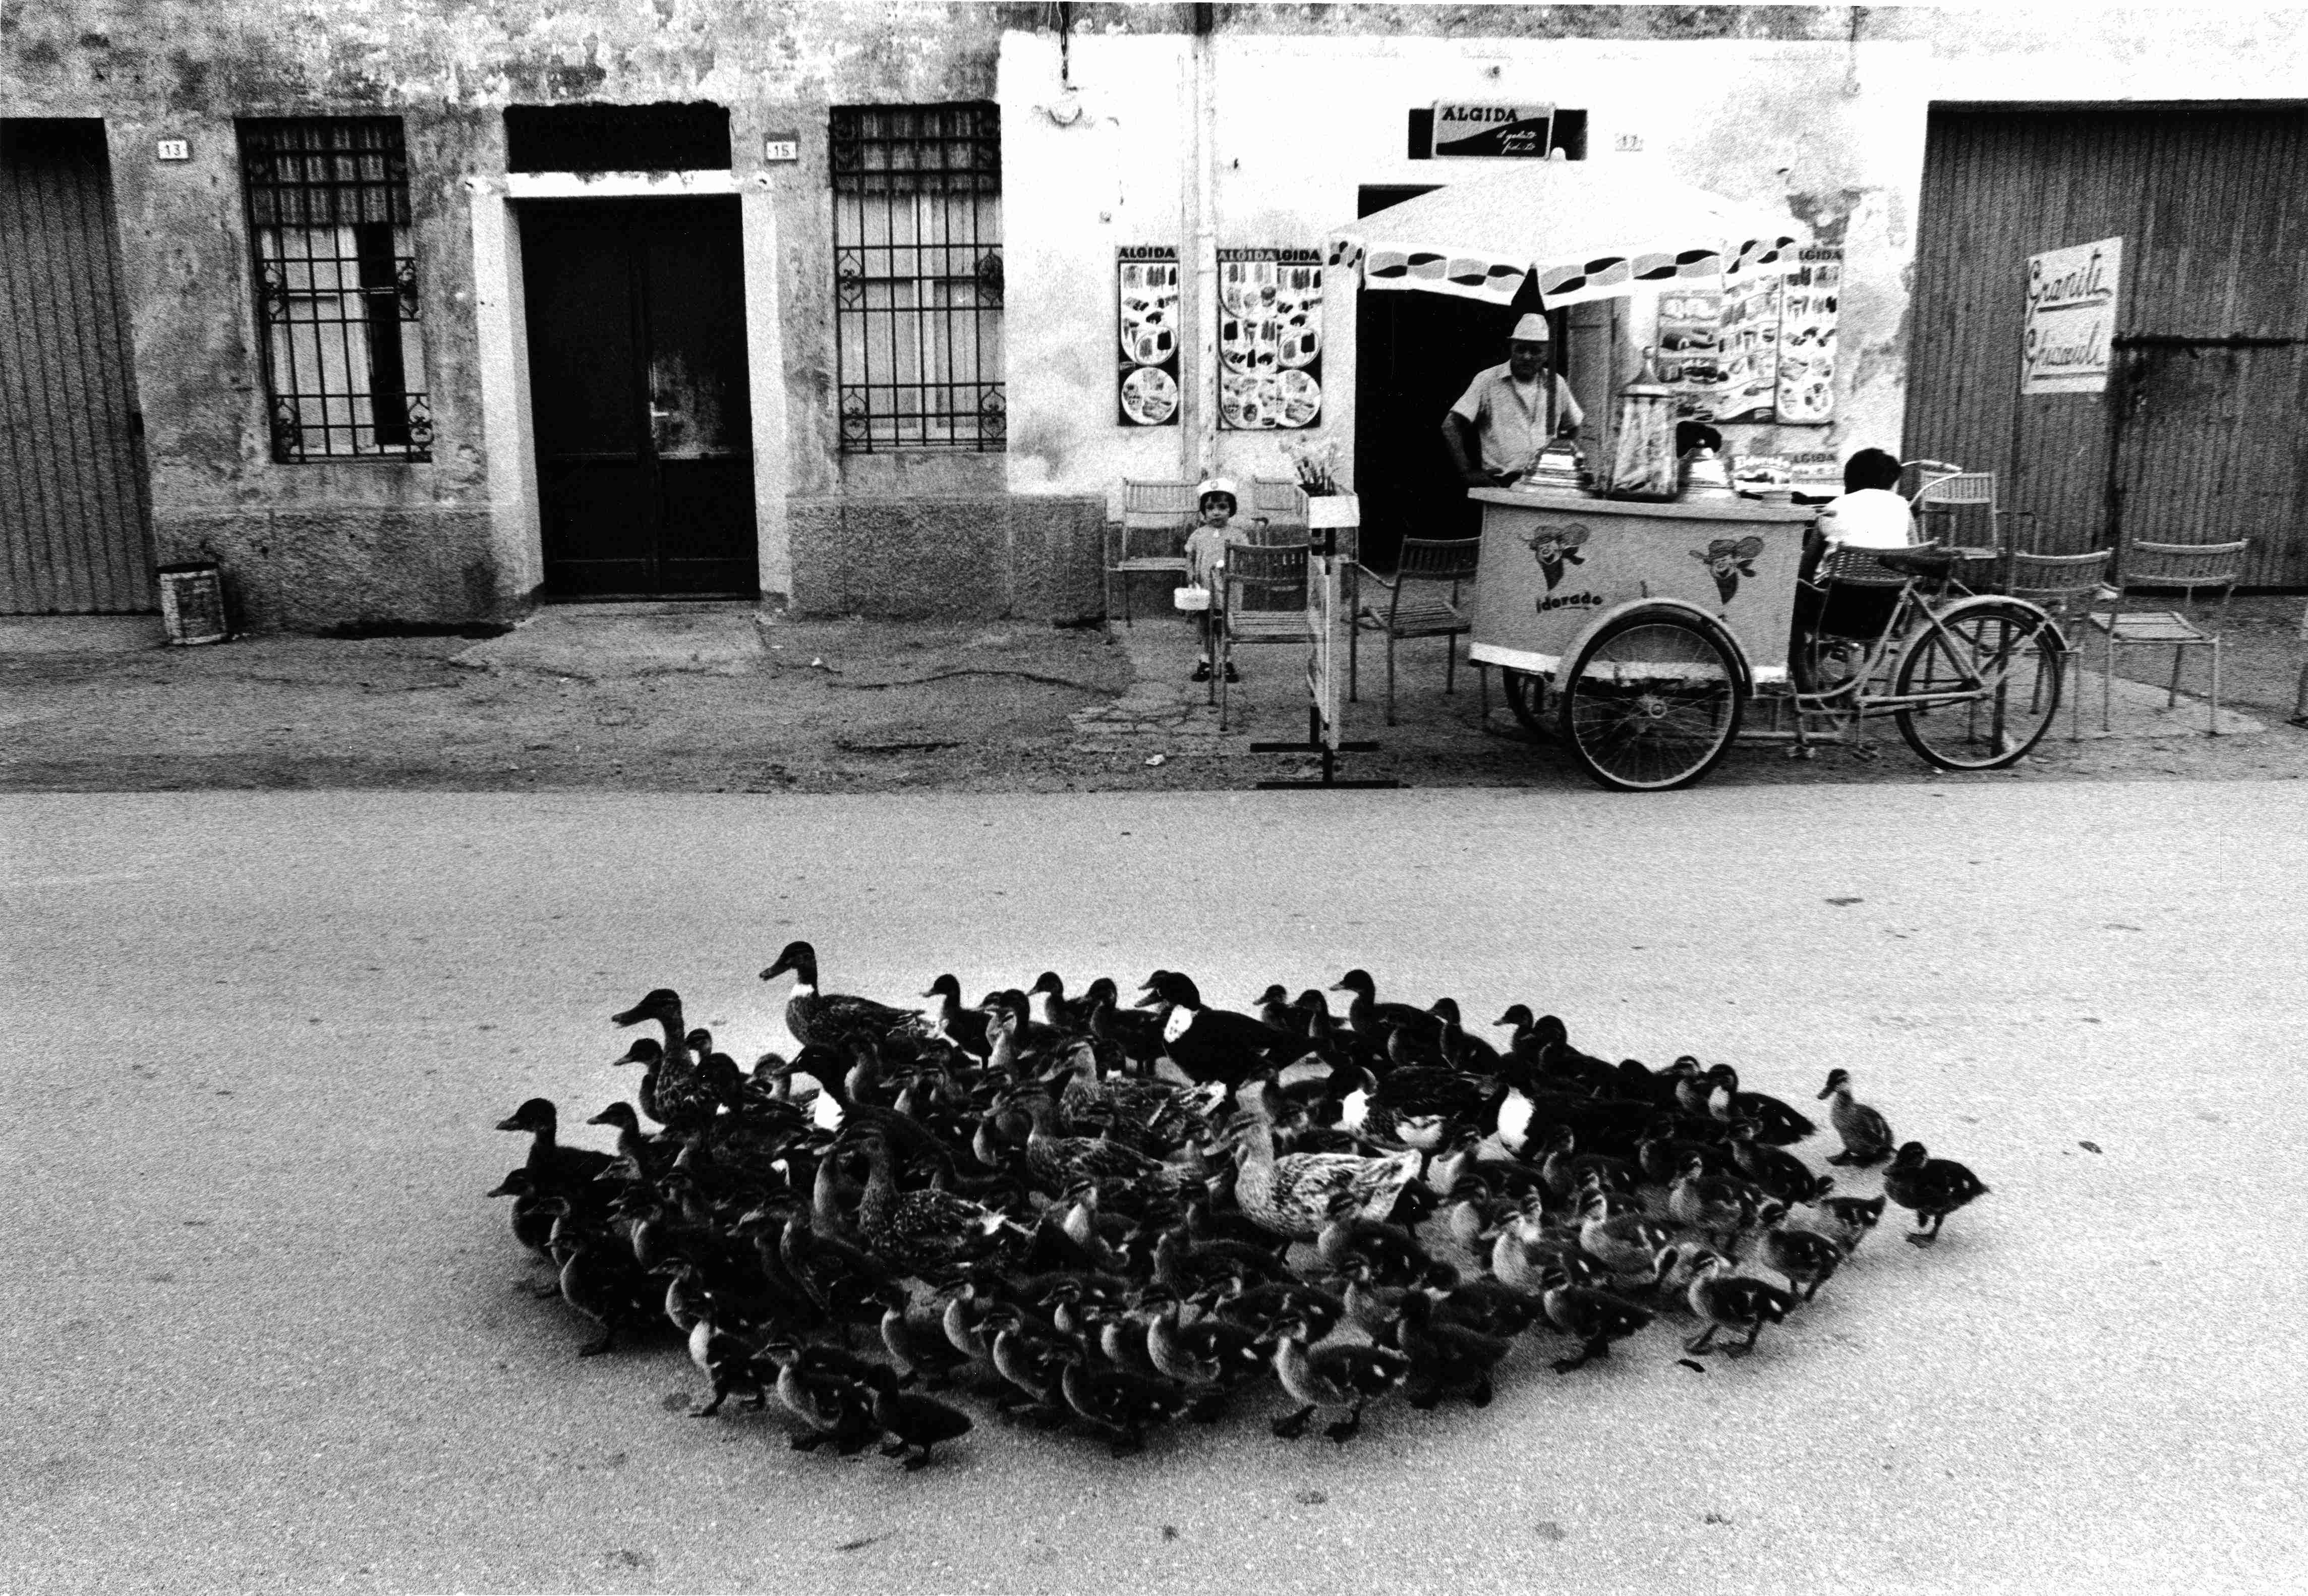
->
left=1605, top=350, right=1680, bottom=502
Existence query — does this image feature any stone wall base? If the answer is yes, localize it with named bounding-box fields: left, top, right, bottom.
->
left=788, top=494, right=1105, bottom=621
left=156, top=505, right=514, bottom=634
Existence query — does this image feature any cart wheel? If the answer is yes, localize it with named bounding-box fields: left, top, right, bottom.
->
left=1502, top=668, right=1552, bottom=736
left=1892, top=599, right=2063, bottom=771
left=1557, top=607, right=1746, bottom=791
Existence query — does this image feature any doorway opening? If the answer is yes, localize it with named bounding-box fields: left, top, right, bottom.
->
left=518, top=196, right=758, bottom=598
left=1351, top=184, right=1566, bottom=574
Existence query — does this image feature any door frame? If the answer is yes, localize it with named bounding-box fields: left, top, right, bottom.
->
left=466, top=168, right=791, bottom=603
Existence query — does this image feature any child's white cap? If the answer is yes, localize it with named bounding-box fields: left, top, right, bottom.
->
left=1196, top=477, right=1239, bottom=505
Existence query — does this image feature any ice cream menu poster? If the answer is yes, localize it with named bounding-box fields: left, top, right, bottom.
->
left=1776, top=248, right=1841, bottom=424
left=1117, top=246, right=1181, bottom=427
left=1218, top=248, right=1323, bottom=431
left=1655, top=277, right=1779, bottom=424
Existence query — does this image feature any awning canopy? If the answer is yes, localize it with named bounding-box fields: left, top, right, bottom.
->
left=1325, top=158, right=1806, bottom=307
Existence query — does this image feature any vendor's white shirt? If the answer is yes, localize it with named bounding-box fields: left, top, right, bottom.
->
left=1818, top=488, right=1916, bottom=549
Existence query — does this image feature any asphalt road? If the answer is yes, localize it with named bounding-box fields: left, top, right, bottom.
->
left=6, top=785, right=2305, bottom=1595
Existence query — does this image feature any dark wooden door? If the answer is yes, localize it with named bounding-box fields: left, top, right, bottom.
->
left=2109, top=339, right=2308, bottom=582
left=0, top=119, right=156, bottom=613
left=521, top=198, right=756, bottom=597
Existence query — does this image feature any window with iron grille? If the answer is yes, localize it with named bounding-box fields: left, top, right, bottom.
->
left=238, top=117, right=432, bottom=462
left=831, top=102, right=1004, bottom=452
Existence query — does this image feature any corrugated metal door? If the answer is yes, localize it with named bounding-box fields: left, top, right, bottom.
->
left=1906, top=107, right=2308, bottom=586
left=0, top=119, right=155, bottom=613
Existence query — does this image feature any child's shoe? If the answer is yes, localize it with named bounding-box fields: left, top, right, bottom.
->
left=1190, top=660, right=1211, bottom=682
left=1224, top=662, right=1241, bottom=683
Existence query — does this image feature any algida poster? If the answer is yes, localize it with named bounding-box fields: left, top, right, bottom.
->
left=1218, top=248, right=1324, bottom=431
left=1117, top=246, right=1182, bottom=427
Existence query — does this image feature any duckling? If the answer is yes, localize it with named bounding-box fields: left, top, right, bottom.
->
left=686, top=1297, right=776, bottom=1417
left=1816, top=1068, right=1896, bottom=1167
left=1136, top=972, right=1294, bottom=1088
left=871, top=1387, right=973, bottom=1470
left=1577, top=1190, right=1677, bottom=1279
left=609, top=1037, right=672, bottom=1126
left=1634, top=1113, right=1733, bottom=1184
left=1540, top=1281, right=1657, bottom=1373
left=1394, top=1290, right=1512, bottom=1410
left=1142, top=1286, right=1267, bottom=1419
left=1882, top=1142, right=1989, bottom=1246
left=980, top=1301, right=1071, bottom=1422
left=1271, top=1318, right=1409, bottom=1443
left=1536, top=1124, right=1639, bottom=1202
left=584, top=1100, right=679, bottom=1183
left=537, top=1198, right=660, bottom=1358
left=1057, top=1349, right=1192, bottom=1456
left=1666, top=1156, right=1769, bottom=1245
left=1226, top=1114, right=1425, bottom=1239
left=1704, top=1063, right=1816, bottom=1146
left=1682, top=1249, right=1799, bottom=1357
left=1433, top=1275, right=1544, bottom=1339
left=496, top=1098, right=616, bottom=1193
left=1793, top=1192, right=1888, bottom=1252
left=1724, top=1117, right=1835, bottom=1206
left=1214, top=1277, right=1346, bottom=1346
left=1754, top=1226, right=1845, bottom=1302
left=1491, top=1217, right=1610, bottom=1295
left=760, top=941, right=918, bottom=1048
left=758, top=1335, right=886, bottom=1453
left=1254, top=984, right=1299, bottom=1035
left=1315, top=1199, right=1440, bottom=1287
left=882, top=1303, right=974, bottom=1390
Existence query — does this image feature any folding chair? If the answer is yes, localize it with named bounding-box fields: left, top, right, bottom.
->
left=1348, top=536, right=1480, bottom=726
left=1216, top=540, right=1310, bottom=732
left=2083, top=538, right=2248, bottom=735
left=2004, top=549, right=2112, bottom=740
left=1105, top=479, right=1196, bottom=629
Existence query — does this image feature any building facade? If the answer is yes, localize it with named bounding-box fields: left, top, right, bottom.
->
left=5, top=4, right=2306, bottom=629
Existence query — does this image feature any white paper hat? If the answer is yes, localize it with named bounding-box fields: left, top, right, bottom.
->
left=1509, top=312, right=1550, bottom=344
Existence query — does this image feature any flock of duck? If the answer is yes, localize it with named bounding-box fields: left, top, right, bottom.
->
left=491, top=940, right=1989, bottom=1467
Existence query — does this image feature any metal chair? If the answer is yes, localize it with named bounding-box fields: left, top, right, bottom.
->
left=1909, top=467, right=2021, bottom=586
left=2005, top=549, right=2113, bottom=740
left=1105, top=479, right=1196, bottom=629
left=1216, top=540, right=1310, bottom=732
left=2083, top=538, right=2248, bottom=735
left=1348, top=536, right=1480, bottom=726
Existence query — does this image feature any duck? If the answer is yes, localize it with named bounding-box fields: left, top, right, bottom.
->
left=1043, top=1039, right=1222, bottom=1152
left=847, top=1129, right=1022, bottom=1276
left=881, top=1304, right=975, bottom=1390
left=1316, top=1201, right=1441, bottom=1286
left=1535, top=1124, right=1639, bottom=1203
left=536, top=1196, right=661, bottom=1357
left=1142, top=1286, right=1268, bottom=1418
left=609, top=989, right=711, bottom=1128
left=1666, top=1156, right=1773, bottom=1245
left=1432, top=1276, right=1544, bottom=1339
left=1427, top=998, right=1503, bottom=1073
left=1214, top=1277, right=1346, bottom=1345
left=1794, top=1192, right=1888, bottom=1252
left=1634, top=1113, right=1734, bottom=1184
left=486, top=1167, right=579, bottom=1290
left=1704, top=1063, right=1816, bottom=1146
left=1027, top=971, right=1097, bottom=1032
left=871, top=1387, right=974, bottom=1470
left=1086, top=983, right=1168, bottom=1072
left=760, top=941, right=919, bottom=1048
left=1540, top=1281, right=1657, bottom=1373
left=1882, top=1142, right=1989, bottom=1245
left=1754, top=1226, right=1846, bottom=1302
left=1490, top=1216, right=1610, bottom=1295
left=1577, top=1190, right=1677, bottom=1279
left=1393, top=1290, right=1513, bottom=1410
left=918, top=973, right=992, bottom=1059
left=1724, top=1118, right=1836, bottom=1206
left=1136, top=972, right=1294, bottom=1088
left=496, top=1098, right=616, bottom=1194
left=980, top=1301, right=1072, bottom=1422
left=1001, top=1089, right=1187, bottom=1196
left=685, top=1297, right=777, bottom=1417
left=1057, top=1348, right=1193, bottom=1455
left=1329, top=969, right=1443, bottom=1051
left=1817, top=1068, right=1897, bottom=1167
left=1226, top=1114, right=1425, bottom=1240
left=1683, top=1249, right=1801, bottom=1356
left=585, top=1100, right=680, bottom=1184
left=1336, top=1061, right=1490, bottom=1151
left=757, top=1335, right=887, bottom=1453
left=1270, top=1317, right=1410, bottom=1443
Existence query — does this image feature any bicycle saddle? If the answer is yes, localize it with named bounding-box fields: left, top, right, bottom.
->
left=1871, top=545, right=1959, bottom=579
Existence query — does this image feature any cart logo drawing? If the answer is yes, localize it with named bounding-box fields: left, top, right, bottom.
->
left=1523, top=523, right=1589, bottom=592
left=1690, top=536, right=1765, bottom=602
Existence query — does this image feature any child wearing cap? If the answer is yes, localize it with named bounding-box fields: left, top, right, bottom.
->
left=1183, top=478, right=1250, bottom=682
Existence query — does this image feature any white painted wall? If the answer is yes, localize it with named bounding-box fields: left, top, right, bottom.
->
left=1000, top=12, right=2308, bottom=513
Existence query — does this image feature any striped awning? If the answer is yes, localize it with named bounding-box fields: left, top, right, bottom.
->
left=1328, top=157, right=1805, bottom=307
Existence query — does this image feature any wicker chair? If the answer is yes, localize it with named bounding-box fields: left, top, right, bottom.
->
left=1216, top=540, right=1310, bottom=732
left=1105, top=479, right=1197, bottom=629
left=2083, top=537, right=2248, bottom=735
left=1348, top=536, right=1480, bottom=726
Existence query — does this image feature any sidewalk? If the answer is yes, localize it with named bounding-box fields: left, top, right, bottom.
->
left=2, top=596, right=2303, bottom=792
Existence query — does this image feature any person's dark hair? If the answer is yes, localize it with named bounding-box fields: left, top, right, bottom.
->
left=1844, top=448, right=1903, bottom=493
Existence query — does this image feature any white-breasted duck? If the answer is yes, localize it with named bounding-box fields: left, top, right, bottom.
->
left=760, top=940, right=918, bottom=1048
left=1337, top=1061, right=1490, bottom=1151
left=1882, top=1141, right=1989, bottom=1245
left=1136, top=971, right=1294, bottom=1088
left=1817, top=1068, right=1896, bottom=1167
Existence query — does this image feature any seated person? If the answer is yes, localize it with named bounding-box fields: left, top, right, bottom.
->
left=1793, top=447, right=1922, bottom=670
left=1183, top=477, right=1251, bottom=683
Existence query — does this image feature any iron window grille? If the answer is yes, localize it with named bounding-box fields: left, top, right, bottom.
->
left=238, top=117, right=432, bottom=462
left=831, top=102, right=1004, bottom=452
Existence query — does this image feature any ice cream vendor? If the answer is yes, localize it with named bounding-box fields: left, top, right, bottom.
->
left=1441, top=312, right=1586, bottom=489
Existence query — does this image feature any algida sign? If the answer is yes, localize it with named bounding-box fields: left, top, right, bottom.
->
left=1429, top=102, right=1556, bottom=159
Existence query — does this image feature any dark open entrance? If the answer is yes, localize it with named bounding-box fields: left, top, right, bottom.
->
left=1351, top=184, right=1568, bottom=574
left=520, top=197, right=758, bottom=598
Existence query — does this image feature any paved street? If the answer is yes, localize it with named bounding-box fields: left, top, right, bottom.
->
left=7, top=785, right=2306, bottom=1594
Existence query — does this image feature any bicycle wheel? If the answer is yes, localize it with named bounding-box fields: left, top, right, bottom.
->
left=1502, top=667, right=1551, bottom=736
left=1558, top=609, right=1746, bottom=791
left=1892, top=599, right=2062, bottom=770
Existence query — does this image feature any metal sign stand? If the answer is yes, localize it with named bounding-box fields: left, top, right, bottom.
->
left=1254, top=506, right=1398, bottom=789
